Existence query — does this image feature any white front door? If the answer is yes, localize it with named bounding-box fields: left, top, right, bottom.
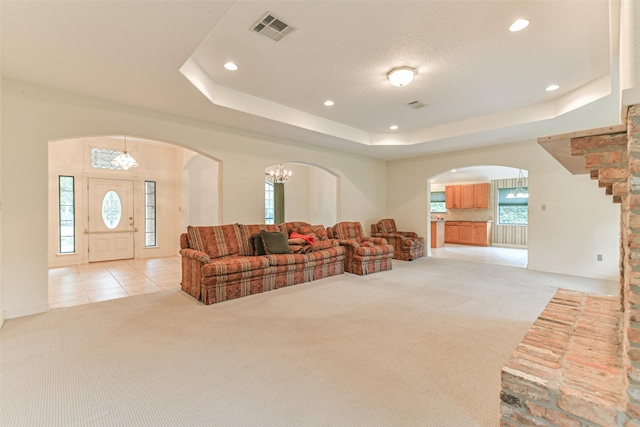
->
left=88, top=178, right=135, bottom=262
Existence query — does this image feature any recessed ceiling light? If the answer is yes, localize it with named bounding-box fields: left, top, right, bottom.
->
left=323, top=100, right=334, bottom=106
left=509, top=19, right=530, bottom=32
left=224, top=62, right=238, bottom=71
left=390, top=125, right=398, bottom=130
left=545, top=84, right=560, bottom=91
left=451, top=169, right=457, bottom=173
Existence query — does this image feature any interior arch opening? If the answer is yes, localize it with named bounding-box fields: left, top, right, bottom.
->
left=428, top=165, right=528, bottom=268
left=47, top=135, right=221, bottom=309
left=264, top=162, right=339, bottom=226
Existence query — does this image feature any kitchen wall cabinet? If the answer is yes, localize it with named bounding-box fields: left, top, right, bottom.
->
left=444, top=183, right=489, bottom=209
left=444, top=221, right=492, bottom=246
left=445, top=185, right=461, bottom=209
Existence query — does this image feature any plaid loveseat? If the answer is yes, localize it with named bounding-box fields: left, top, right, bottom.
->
left=327, top=221, right=393, bottom=275
left=180, top=222, right=345, bottom=305
left=371, top=218, right=424, bottom=261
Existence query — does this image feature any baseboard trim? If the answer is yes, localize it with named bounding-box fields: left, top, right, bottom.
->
left=492, top=243, right=527, bottom=249
left=5, top=303, right=50, bottom=319
left=527, top=263, right=617, bottom=282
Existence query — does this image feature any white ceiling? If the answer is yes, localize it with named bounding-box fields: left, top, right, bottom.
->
left=1, top=1, right=620, bottom=161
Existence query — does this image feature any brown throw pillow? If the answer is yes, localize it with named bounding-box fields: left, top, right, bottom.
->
left=250, top=233, right=266, bottom=256
left=260, top=230, right=292, bottom=255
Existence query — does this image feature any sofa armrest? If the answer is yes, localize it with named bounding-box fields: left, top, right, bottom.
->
left=400, top=231, right=418, bottom=238
left=179, top=248, right=211, bottom=264
left=371, top=232, right=402, bottom=241
left=337, top=239, right=361, bottom=249
left=363, top=236, right=389, bottom=246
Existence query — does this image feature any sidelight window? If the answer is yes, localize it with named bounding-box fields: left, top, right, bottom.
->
left=59, top=176, right=75, bottom=253
left=145, top=181, right=157, bottom=247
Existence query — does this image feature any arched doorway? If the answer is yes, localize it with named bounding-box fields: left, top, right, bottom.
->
left=428, top=165, right=528, bottom=268
left=47, top=135, right=221, bottom=308
left=264, top=162, right=339, bottom=226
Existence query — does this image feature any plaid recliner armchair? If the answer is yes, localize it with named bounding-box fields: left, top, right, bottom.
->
left=327, top=221, right=393, bottom=275
left=371, top=218, right=424, bottom=261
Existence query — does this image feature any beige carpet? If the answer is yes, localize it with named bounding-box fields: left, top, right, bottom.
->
left=0, top=257, right=617, bottom=426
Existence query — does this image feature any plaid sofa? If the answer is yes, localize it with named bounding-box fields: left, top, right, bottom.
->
left=327, top=221, right=393, bottom=275
left=371, top=218, right=424, bottom=261
left=180, top=222, right=345, bottom=305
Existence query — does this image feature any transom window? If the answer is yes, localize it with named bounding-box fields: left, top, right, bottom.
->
left=91, top=148, right=127, bottom=170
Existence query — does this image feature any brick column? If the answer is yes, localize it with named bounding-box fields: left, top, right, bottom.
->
left=627, top=104, right=640, bottom=424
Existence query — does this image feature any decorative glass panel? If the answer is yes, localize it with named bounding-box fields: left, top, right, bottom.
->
left=59, top=176, right=75, bottom=253
left=91, top=148, right=127, bottom=170
left=145, top=181, right=157, bottom=247
left=102, top=191, right=122, bottom=229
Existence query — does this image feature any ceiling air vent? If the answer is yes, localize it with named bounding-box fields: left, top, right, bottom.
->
left=407, top=100, right=425, bottom=109
left=252, top=12, right=296, bottom=42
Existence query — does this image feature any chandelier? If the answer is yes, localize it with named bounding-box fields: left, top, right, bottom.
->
left=111, top=136, right=139, bottom=170
left=269, top=164, right=292, bottom=184
left=506, top=169, right=528, bottom=199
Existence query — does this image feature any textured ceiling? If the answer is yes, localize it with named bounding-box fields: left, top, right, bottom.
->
left=1, top=1, right=621, bottom=160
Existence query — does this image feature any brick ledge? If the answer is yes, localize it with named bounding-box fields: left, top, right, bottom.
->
left=501, top=288, right=626, bottom=426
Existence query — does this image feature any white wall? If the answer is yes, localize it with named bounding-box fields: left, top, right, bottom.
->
left=279, top=163, right=338, bottom=226
left=0, top=79, right=387, bottom=318
left=47, top=137, right=184, bottom=267
left=182, top=152, right=220, bottom=228
left=388, top=141, right=620, bottom=280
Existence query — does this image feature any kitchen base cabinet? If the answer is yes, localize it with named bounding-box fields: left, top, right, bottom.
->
left=444, top=221, right=492, bottom=246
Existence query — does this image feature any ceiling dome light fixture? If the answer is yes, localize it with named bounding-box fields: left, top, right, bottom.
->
left=390, top=125, right=398, bottom=130
left=509, top=19, right=530, bottom=32
left=323, top=100, right=334, bottom=106
left=224, top=62, right=238, bottom=71
left=387, top=67, right=416, bottom=87
left=545, top=84, right=560, bottom=91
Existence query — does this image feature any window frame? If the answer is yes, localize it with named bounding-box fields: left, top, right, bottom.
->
left=497, top=187, right=529, bottom=225
left=58, top=175, right=75, bottom=254
left=265, top=181, right=275, bottom=224
left=145, top=181, right=157, bottom=247
left=430, top=191, right=447, bottom=213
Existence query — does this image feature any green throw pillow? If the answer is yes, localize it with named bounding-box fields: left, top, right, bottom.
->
left=260, top=230, right=292, bottom=255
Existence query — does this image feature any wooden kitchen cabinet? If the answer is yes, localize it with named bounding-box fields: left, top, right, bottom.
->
left=461, top=185, right=475, bottom=208
left=458, top=222, right=473, bottom=244
left=445, top=183, right=489, bottom=209
left=444, top=221, right=492, bottom=246
left=445, top=185, right=461, bottom=209
left=474, top=183, right=489, bottom=209
left=444, top=221, right=459, bottom=242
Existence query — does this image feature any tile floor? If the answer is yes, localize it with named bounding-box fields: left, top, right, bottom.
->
left=49, top=246, right=526, bottom=310
left=48, top=256, right=182, bottom=310
left=430, top=244, right=528, bottom=268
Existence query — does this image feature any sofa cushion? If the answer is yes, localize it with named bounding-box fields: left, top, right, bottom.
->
left=187, top=224, right=243, bottom=258
left=377, top=219, right=397, bottom=234
left=201, top=255, right=271, bottom=276
left=261, top=230, right=292, bottom=255
left=310, top=239, right=334, bottom=251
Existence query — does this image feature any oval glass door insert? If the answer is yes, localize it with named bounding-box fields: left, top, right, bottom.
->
left=102, top=190, right=122, bottom=229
